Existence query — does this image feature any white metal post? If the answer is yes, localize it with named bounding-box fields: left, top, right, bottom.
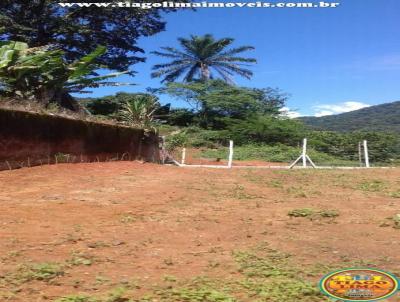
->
left=161, top=136, right=166, bottom=164
left=228, top=140, right=234, bottom=168
left=363, top=140, right=370, bottom=168
left=302, top=138, right=307, bottom=167
left=181, top=148, right=186, bottom=165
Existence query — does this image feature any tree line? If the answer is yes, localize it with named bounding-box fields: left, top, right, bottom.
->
left=0, top=1, right=398, bottom=164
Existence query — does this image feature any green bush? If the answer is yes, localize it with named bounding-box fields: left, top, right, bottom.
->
left=227, top=115, right=305, bottom=146
left=308, top=131, right=400, bottom=163
left=199, top=144, right=353, bottom=165
left=165, top=127, right=228, bottom=150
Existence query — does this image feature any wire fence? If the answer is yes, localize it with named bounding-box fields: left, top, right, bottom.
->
left=164, top=138, right=398, bottom=169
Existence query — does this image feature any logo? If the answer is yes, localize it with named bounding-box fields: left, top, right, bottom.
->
left=319, top=268, right=399, bottom=301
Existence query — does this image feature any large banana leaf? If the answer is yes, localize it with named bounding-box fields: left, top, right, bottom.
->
left=68, top=46, right=107, bottom=79
left=0, top=41, right=28, bottom=68
left=0, top=49, right=16, bottom=68
left=0, top=41, right=131, bottom=103
left=66, top=71, right=129, bottom=85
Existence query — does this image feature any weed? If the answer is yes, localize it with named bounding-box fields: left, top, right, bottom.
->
left=243, top=172, right=264, bottom=184
left=65, top=233, right=84, bottom=243
left=68, top=252, right=93, bottom=266
left=105, top=287, right=131, bottom=302
left=50, top=246, right=330, bottom=302
left=55, top=295, right=99, bottom=302
left=393, top=214, right=400, bottom=229
left=268, top=179, right=283, bottom=188
left=1, top=250, right=22, bottom=262
left=55, top=152, right=71, bottom=163
left=120, top=214, right=136, bottom=224
left=388, top=191, right=400, bottom=198
left=87, top=241, right=109, bottom=249
left=288, top=208, right=314, bottom=218
left=164, top=275, right=178, bottom=282
left=95, top=275, right=111, bottom=285
left=357, top=180, right=387, bottom=192
left=7, top=250, right=21, bottom=258
left=10, top=262, right=64, bottom=284
left=152, top=278, right=236, bottom=302
left=234, top=249, right=293, bottom=278
left=54, top=287, right=133, bottom=302
left=288, top=208, right=339, bottom=219
left=286, top=186, right=307, bottom=198
left=234, top=248, right=326, bottom=301
left=231, top=184, right=259, bottom=200
left=318, top=210, right=339, bottom=218
left=239, top=278, right=323, bottom=302
left=379, top=214, right=400, bottom=229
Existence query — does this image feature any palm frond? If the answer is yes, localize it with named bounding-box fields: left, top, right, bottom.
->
left=216, top=46, right=255, bottom=57
left=184, top=64, right=200, bottom=82
left=152, top=34, right=256, bottom=83
left=212, top=66, right=235, bottom=84
left=213, top=62, right=254, bottom=79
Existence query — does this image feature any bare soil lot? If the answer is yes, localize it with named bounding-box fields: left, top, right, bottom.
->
left=0, top=162, right=399, bottom=301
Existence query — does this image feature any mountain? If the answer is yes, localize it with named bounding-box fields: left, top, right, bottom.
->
left=299, top=101, right=400, bottom=132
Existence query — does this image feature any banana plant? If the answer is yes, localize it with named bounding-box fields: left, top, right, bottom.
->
left=0, top=41, right=129, bottom=110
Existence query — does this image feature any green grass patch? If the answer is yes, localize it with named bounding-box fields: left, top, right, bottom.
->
left=233, top=246, right=326, bottom=301
left=357, top=179, right=387, bottom=192
left=53, top=246, right=331, bottom=301
left=151, top=280, right=236, bottom=302
left=9, top=262, right=64, bottom=284
left=388, top=190, right=400, bottom=198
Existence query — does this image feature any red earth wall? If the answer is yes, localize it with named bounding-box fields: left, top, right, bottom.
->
left=0, top=108, right=160, bottom=170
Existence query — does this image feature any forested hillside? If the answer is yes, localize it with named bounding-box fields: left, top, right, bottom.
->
left=300, top=101, right=400, bottom=132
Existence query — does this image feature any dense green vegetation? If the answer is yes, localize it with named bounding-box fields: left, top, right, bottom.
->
left=0, top=19, right=400, bottom=165
left=83, top=87, right=400, bottom=165
left=300, top=101, right=400, bottom=132
left=0, top=0, right=186, bottom=71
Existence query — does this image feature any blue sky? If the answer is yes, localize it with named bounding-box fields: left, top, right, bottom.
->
left=85, top=0, right=400, bottom=117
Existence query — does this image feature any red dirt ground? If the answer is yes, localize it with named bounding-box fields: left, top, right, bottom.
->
left=0, top=162, right=399, bottom=301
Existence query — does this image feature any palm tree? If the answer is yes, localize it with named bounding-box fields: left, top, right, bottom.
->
left=151, top=34, right=256, bottom=84
left=119, top=94, right=158, bottom=129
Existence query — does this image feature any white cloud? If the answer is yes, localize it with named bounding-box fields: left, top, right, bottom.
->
left=279, top=107, right=301, bottom=119
left=313, top=101, right=370, bottom=117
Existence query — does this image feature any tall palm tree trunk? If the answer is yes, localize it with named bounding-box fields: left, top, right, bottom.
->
left=200, top=63, right=210, bottom=81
